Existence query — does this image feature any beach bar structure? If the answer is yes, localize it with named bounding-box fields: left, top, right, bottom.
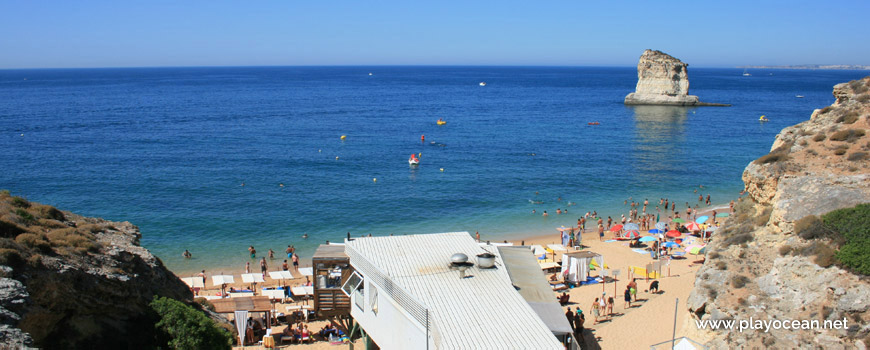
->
left=312, top=244, right=351, bottom=317
left=343, top=232, right=565, bottom=350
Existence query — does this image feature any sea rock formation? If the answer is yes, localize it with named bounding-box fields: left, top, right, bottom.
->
left=0, top=194, right=205, bottom=348
left=624, top=50, right=728, bottom=106
left=686, top=77, right=870, bottom=349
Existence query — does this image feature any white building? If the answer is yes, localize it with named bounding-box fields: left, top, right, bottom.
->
left=343, top=232, right=566, bottom=350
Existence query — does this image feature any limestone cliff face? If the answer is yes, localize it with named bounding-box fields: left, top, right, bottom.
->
left=686, top=77, right=870, bottom=349
left=0, top=195, right=198, bottom=348
left=624, top=50, right=727, bottom=106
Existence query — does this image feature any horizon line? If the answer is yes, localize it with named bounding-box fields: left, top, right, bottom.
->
left=0, top=63, right=760, bottom=71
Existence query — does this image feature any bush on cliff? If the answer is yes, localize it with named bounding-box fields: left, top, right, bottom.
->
left=150, top=296, right=232, bottom=350
left=823, top=204, right=870, bottom=275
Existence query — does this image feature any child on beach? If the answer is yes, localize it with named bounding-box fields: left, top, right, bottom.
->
left=591, top=298, right=601, bottom=324
left=598, top=224, right=604, bottom=241
left=624, top=287, right=632, bottom=308
left=607, top=296, right=614, bottom=316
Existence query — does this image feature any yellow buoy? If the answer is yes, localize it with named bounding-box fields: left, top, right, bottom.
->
left=440, top=168, right=444, bottom=172
left=340, top=135, right=347, bottom=140
left=335, top=156, right=339, bottom=160
left=373, top=178, right=377, bottom=182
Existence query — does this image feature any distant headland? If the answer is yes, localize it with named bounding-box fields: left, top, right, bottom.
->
left=737, top=64, right=870, bottom=70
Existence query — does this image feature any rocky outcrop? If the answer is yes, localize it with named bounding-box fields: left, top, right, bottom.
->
left=624, top=50, right=729, bottom=106
left=0, top=194, right=204, bottom=348
left=686, top=77, right=870, bottom=349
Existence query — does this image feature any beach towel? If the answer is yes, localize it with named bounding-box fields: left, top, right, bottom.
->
left=632, top=249, right=648, bottom=254
left=604, top=240, right=617, bottom=243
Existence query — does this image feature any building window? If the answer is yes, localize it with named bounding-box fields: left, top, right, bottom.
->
left=370, top=286, right=378, bottom=315
left=341, top=271, right=365, bottom=311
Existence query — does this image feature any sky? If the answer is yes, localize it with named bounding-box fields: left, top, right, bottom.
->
left=1, top=0, right=869, bottom=69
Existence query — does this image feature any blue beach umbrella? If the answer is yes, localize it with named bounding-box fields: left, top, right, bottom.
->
left=639, top=236, right=656, bottom=242
left=696, top=216, right=709, bottom=224
left=624, top=223, right=640, bottom=231
left=648, top=229, right=662, bottom=234
left=663, top=242, right=680, bottom=248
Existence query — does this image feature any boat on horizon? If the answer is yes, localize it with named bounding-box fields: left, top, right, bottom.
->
left=742, top=69, right=751, bottom=77
left=796, top=95, right=805, bottom=98
left=436, top=118, right=446, bottom=125
left=479, top=82, right=486, bottom=86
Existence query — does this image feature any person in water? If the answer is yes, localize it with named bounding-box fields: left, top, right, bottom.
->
left=248, top=246, right=256, bottom=259
left=182, top=250, right=192, bottom=259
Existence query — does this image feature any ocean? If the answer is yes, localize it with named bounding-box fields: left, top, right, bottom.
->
left=0, top=66, right=865, bottom=274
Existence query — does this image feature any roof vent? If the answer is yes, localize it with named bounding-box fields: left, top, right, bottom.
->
left=477, top=253, right=496, bottom=269
left=448, top=253, right=473, bottom=279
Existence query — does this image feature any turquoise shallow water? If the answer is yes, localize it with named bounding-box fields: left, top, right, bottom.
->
left=0, top=66, right=865, bottom=274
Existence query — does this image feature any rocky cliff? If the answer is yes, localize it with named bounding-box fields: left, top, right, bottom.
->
left=686, top=77, right=870, bottom=349
left=624, top=50, right=728, bottom=106
left=0, top=192, right=199, bottom=348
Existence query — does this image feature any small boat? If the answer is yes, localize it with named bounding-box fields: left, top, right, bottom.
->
left=587, top=122, right=600, bottom=125
left=436, top=119, right=446, bottom=125
left=795, top=95, right=805, bottom=98
left=409, top=154, right=420, bottom=166
left=742, top=69, right=751, bottom=77
left=759, top=115, right=769, bottom=122
left=479, top=82, right=486, bottom=86
left=368, top=73, right=373, bottom=76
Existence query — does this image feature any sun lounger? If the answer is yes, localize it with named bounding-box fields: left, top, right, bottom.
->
left=229, top=292, right=255, bottom=298
left=551, top=283, right=568, bottom=291
left=547, top=244, right=567, bottom=252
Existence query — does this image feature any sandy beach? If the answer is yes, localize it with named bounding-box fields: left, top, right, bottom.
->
left=193, top=203, right=732, bottom=349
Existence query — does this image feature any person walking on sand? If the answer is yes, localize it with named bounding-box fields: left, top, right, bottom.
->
left=260, top=257, right=267, bottom=274
left=476, top=231, right=480, bottom=242
left=591, top=298, right=601, bottom=324
left=628, top=278, right=638, bottom=301
left=607, top=295, right=615, bottom=316
left=599, top=293, right=607, bottom=318
left=292, top=253, right=299, bottom=270
left=624, top=286, right=632, bottom=308
left=598, top=224, right=605, bottom=241
left=566, top=307, right=575, bottom=331
left=607, top=216, right=612, bottom=229
left=245, top=261, right=251, bottom=274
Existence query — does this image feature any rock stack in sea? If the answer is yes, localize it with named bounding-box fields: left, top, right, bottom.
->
left=624, top=49, right=728, bottom=106
left=0, top=193, right=227, bottom=348
left=686, top=77, right=870, bottom=348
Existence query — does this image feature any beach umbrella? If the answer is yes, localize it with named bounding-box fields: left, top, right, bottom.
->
left=672, top=218, right=686, bottom=223
left=610, top=224, right=623, bottom=232
left=685, top=222, right=701, bottom=231
left=696, top=216, right=709, bottom=224
left=688, top=246, right=707, bottom=255
left=663, top=242, right=680, bottom=248
left=655, top=222, right=667, bottom=231
left=666, top=230, right=682, bottom=238
left=716, top=212, right=730, bottom=218
left=639, top=236, right=656, bottom=242
left=623, top=230, right=640, bottom=239
left=624, top=223, right=640, bottom=231
left=648, top=228, right=662, bottom=234
left=211, top=275, right=235, bottom=286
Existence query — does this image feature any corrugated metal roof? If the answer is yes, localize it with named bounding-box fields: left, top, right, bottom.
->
left=347, top=232, right=563, bottom=350
left=312, top=244, right=348, bottom=260
left=498, top=246, right=573, bottom=335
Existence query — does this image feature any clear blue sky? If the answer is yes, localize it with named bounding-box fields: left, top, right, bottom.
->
left=2, top=0, right=868, bottom=69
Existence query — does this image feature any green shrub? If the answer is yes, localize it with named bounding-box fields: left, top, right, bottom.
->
left=0, top=248, right=23, bottom=266
left=813, top=133, right=826, bottom=142
left=194, top=297, right=216, bottom=312
left=755, top=149, right=790, bottom=164
left=14, top=208, right=35, bottom=225
left=795, top=215, right=831, bottom=240
left=836, top=112, right=859, bottom=124
left=150, top=296, right=232, bottom=350
left=829, top=129, right=866, bottom=143
left=10, top=197, right=29, bottom=208
left=731, top=275, right=750, bottom=288
left=15, top=233, right=50, bottom=253
left=754, top=206, right=772, bottom=227
left=32, top=204, right=65, bottom=221
left=0, top=220, right=25, bottom=238
left=847, top=152, right=868, bottom=161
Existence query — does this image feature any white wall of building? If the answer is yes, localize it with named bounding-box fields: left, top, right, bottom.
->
left=351, top=279, right=431, bottom=350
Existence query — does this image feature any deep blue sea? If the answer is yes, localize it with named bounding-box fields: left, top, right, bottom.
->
left=0, top=66, right=865, bottom=274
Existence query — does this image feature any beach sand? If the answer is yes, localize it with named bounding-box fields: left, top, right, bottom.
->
left=201, top=205, right=731, bottom=349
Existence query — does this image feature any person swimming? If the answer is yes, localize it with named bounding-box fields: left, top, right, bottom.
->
left=302, top=233, right=308, bottom=239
